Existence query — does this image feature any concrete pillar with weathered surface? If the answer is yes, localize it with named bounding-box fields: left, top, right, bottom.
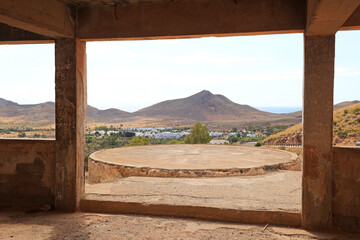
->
left=55, top=39, right=86, bottom=212
left=302, top=35, right=335, bottom=229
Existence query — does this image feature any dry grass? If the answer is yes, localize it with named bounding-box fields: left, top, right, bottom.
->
left=263, top=124, right=302, bottom=144
left=263, top=102, right=360, bottom=145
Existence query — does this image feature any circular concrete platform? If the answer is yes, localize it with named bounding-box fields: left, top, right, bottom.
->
left=89, top=145, right=299, bottom=182
left=91, top=145, right=295, bottom=170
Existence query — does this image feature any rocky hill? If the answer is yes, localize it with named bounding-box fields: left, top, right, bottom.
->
left=135, top=90, right=281, bottom=122
left=263, top=102, right=360, bottom=145
left=2, top=92, right=357, bottom=129
left=0, top=98, right=55, bottom=122
left=0, top=91, right=296, bottom=128
left=0, top=98, right=132, bottom=126
left=87, top=106, right=132, bottom=123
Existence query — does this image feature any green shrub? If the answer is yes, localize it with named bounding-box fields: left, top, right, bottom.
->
left=337, top=131, right=348, bottom=138
left=124, top=132, right=136, bottom=138
left=344, top=109, right=349, bottom=115
left=128, top=136, right=150, bottom=146
left=33, top=133, right=41, bottom=138
left=254, top=142, right=262, bottom=147
left=17, top=132, right=26, bottom=137
left=352, top=108, right=360, bottom=115
left=184, top=122, right=211, bottom=144
left=229, top=136, right=238, bottom=144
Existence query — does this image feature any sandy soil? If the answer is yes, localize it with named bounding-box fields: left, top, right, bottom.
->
left=1, top=211, right=359, bottom=240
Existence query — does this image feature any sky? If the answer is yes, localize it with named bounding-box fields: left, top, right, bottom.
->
left=0, top=31, right=359, bottom=113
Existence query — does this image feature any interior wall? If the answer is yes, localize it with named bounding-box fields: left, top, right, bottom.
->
left=0, top=139, right=55, bottom=209
left=332, top=146, right=360, bottom=232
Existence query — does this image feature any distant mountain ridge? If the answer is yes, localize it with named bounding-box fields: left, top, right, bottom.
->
left=284, top=100, right=360, bottom=119
left=0, top=98, right=55, bottom=122
left=0, top=92, right=359, bottom=128
left=0, top=98, right=131, bottom=124
left=0, top=91, right=281, bottom=124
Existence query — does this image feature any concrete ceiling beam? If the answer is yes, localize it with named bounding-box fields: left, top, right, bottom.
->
left=0, top=23, right=53, bottom=44
left=342, top=5, right=360, bottom=30
left=77, top=0, right=306, bottom=41
left=306, top=0, right=360, bottom=36
left=0, top=0, right=75, bottom=39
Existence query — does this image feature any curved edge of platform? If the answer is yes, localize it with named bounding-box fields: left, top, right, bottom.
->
left=88, top=156, right=301, bottom=183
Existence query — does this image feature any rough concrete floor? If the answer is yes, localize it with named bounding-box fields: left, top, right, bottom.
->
left=91, top=145, right=295, bottom=169
left=1, top=212, right=359, bottom=240
left=86, top=170, right=301, bottom=211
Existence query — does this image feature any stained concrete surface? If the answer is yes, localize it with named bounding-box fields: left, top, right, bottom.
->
left=86, top=170, right=301, bottom=212
left=1, top=211, right=359, bottom=240
left=90, top=145, right=296, bottom=170
left=0, top=139, right=55, bottom=209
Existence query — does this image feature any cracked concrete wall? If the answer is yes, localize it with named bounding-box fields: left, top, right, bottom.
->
left=0, top=139, right=55, bottom=209
left=332, top=147, right=360, bottom=232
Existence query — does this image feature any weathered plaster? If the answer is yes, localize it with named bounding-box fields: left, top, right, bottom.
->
left=55, top=39, right=86, bottom=212
left=0, top=139, right=55, bottom=209
left=302, top=35, right=335, bottom=229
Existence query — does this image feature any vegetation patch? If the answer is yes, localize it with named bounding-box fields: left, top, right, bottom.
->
left=263, top=102, right=360, bottom=146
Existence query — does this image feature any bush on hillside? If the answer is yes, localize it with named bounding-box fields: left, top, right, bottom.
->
left=128, top=136, right=150, bottom=146
left=124, top=132, right=136, bottom=138
left=229, top=136, right=238, bottom=144
left=254, top=142, right=262, bottom=147
left=17, top=132, right=26, bottom=137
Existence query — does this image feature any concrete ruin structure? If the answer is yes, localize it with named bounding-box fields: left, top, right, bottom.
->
left=1, top=0, right=360, bottom=233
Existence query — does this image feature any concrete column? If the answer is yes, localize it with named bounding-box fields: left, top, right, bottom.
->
left=55, top=39, right=87, bottom=212
left=302, top=35, right=335, bottom=229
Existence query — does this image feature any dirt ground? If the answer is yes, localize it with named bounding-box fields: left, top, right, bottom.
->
left=1, top=211, right=359, bottom=240
left=86, top=170, right=301, bottom=211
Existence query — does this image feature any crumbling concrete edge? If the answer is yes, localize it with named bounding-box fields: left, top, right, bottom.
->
left=80, top=198, right=301, bottom=227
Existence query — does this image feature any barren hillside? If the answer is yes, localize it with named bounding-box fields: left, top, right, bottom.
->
left=263, top=102, right=360, bottom=145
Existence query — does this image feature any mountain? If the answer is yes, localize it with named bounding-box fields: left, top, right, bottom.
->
left=333, top=100, right=360, bottom=110
left=0, top=98, right=131, bottom=125
left=135, top=90, right=280, bottom=122
left=0, top=98, right=19, bottom=108
left=0, top=92, right=292, bottom=128
left=0, top=98, right=55, bottom=122
left=1, top=92, right=358, bottom=129
left=263, top=102, right=360, bottom=145
left=87, top=106, right=132, bottom=123
left=284, top=100, right=360, bottom=119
